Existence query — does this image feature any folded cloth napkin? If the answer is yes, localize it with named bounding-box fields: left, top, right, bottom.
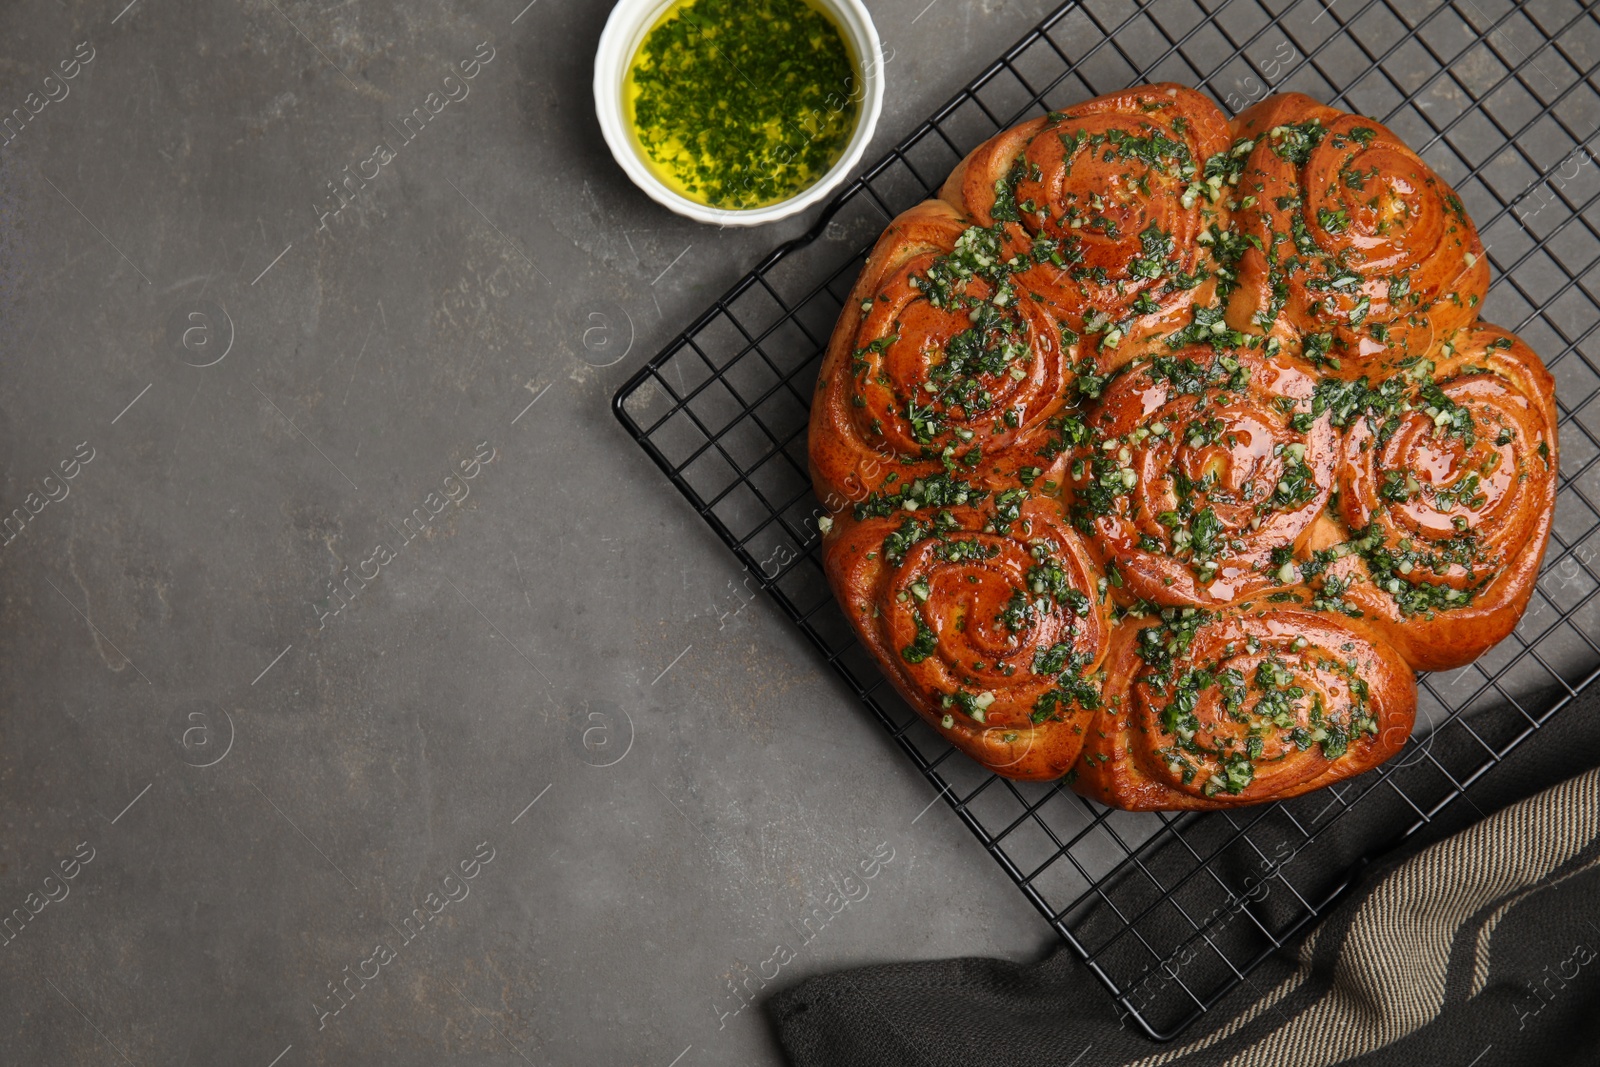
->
left=769, top=682, right=1600, bottom=1066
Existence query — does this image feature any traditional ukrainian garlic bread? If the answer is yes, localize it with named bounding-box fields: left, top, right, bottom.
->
left=808, top=85, right=1556, bottom=808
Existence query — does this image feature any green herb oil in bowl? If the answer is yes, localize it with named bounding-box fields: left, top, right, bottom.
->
left=624, top=0, right=863, bottom=210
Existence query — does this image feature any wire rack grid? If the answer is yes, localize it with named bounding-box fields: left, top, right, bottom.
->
left=613, top=0, right=1600, bottom=1041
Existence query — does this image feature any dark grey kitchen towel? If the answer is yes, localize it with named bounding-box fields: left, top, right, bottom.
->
left=769, top=683, right=1600, bottom=1066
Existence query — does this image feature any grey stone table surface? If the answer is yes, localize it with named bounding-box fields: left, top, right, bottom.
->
left=0, top=0, right=1066, bottom=1063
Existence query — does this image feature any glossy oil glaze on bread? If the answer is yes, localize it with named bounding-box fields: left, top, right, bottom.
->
left=808, top=85, right=1557, bottom=809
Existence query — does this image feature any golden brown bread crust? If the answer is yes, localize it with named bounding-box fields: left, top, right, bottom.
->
left=1223, top=94, right=1490, bottom=365
left=824, top=496, right=1109, bottom=780
left=1336, top=322, right=1558, bottom=671
left=941, top=85, right=1233, bottom=366
left=807, top=84, right=1558, bottom=809
left=1063, top=344, right=1340, bottom=609
left=809, top=199, right=1076, bottom=509
left=1074, top=608, right=1416, bottom=810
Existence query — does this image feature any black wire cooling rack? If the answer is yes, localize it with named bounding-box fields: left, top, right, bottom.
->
left=613, top=0, right=1600, bottom=1041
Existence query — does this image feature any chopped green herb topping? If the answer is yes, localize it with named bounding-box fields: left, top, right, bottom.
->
left=628, top=0, right=861, bottom=209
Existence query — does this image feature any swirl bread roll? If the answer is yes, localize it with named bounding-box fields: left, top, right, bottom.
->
left=809, top=200, right=1079, bottom=508
left=1223, top=94, right=1489, bottom=369
left=824, top=495, right=1111, bottom=780
left=1064, top=345, right=1340, bottom=608
left=1075, top=607, right=1416, bottom=811
left=1334, top=324, right=1558, bottom=670
left=942, top=84, right=1233, bottom=370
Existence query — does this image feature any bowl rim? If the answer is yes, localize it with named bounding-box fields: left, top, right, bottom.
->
left=592, top=0, right=885, bottom=227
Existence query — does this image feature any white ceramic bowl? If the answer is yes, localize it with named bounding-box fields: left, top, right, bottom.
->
left=593, top=0, right=884, bottom=227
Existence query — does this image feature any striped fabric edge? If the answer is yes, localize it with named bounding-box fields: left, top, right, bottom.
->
left=1467, top=850, right=1600, bottom=998
left=1116, top=766, right=1600, bottom=1067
